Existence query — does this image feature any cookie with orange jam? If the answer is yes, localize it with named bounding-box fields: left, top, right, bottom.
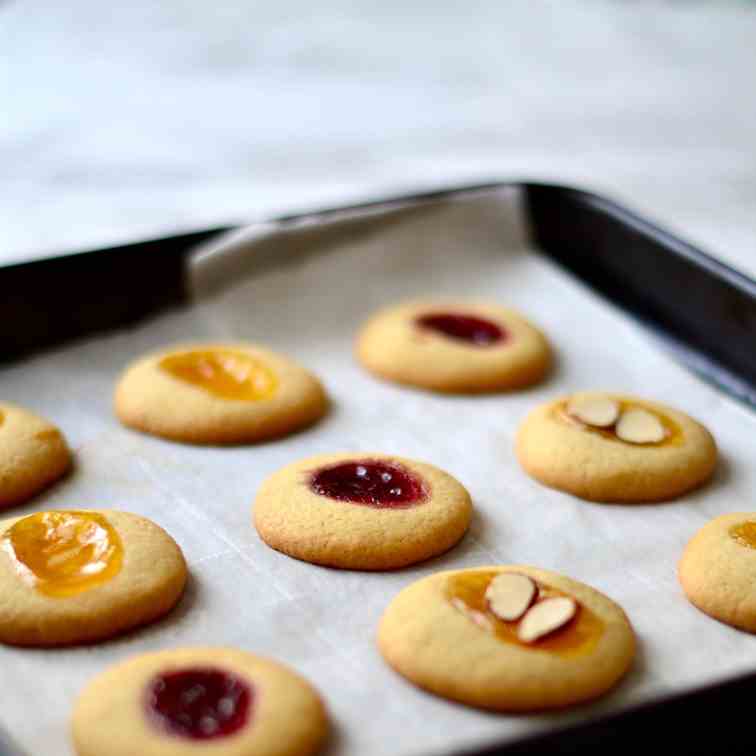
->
left=72, top=647, right=328, bottom=756
left=0, top=510, right=186, bottom=646
left=356, top=300, right=551, bottom=393
left=0, top=401, right=71, bottom=509
left=253, top=453, right=472, bottom=570
left=378, top=566, right=635, bottom=711
left=516, top=392, right=717, bottom=502
left=679, top=513, right=756, bottom=632
left=114, top=343, right=328, bottom=444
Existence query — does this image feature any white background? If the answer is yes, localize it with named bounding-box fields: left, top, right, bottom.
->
left=2, top=1, right=756, bottom=273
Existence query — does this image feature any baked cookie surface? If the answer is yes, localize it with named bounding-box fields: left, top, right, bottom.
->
left=0, top=509, right=186, bottom=646
left=516, top=392, right=717, bottom=502
left=115, top=343, right=328, bottom=444
left=253, top=452, right=472, bottom=570
left=356, top=300, right=551, bottom=393
left=679, top=513, right=756, bottom=632
left=0, top=401, right=71, bottom=509
left=72, top=647, right=328, bottom=756
left=378, top=566, right=635, bottom=711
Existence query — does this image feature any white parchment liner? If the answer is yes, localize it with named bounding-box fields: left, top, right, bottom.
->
left=2, top=186, right=755, bottom=756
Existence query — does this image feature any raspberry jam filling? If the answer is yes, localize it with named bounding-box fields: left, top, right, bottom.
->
left=310, top=460, right=426, bottom=508
left=416, top=313, right=506, bottom=346
left=146, top=668, right=252, bottom=740
left=1, top=511, right=123, bottom=598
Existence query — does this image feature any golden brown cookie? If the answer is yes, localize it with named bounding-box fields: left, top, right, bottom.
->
left=0, top=401, right=71, bottom=509
left=114, top=343, right=328, bottom=445
left=679, top=513, right=756, bottom=632
left=516, top=392, right=717, bottom=502
left=72, top=647, right=329, bottom=756
left=0, top=509, right=187, bottom=646
left=253, top=452, right=472, bottom=570
left=355, top=300, right=551, bottom=393
left=378, top=566, right=635, bottom=711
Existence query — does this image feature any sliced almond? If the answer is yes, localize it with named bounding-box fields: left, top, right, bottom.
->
left=566, top=394, right=620, bottom=428
left=615, top=407, right=665, bottom=444
left=485, top=573, right=537, bottom=622
left=517, top=596, right=577, bottom=643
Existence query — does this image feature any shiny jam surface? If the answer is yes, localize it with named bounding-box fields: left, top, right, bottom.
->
left=557, top=400, right=683, bottom=447
left=446, top=571, right=604, bottom=657
left=0, top=409, right=4, bottom=428
left=415, top=313, right=506, bottom=346
left=159, top=349, right=278, bottom=401
left=730, top=521, right=756, bottom=550
left=2, top=511, right=123, bottom=598
left=310, top=460, right=427, bottom=508
left=146, top=668, right=252, bottom=740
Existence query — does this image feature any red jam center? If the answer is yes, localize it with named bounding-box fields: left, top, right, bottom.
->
left=416, top=313, right=505, bottom=346
left=310, top=460, right=426, bottom=507
left=146, top=668, right=252, bottom=741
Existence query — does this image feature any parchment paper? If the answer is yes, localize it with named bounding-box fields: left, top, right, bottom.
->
left=2, top=186, right=756, bottom=756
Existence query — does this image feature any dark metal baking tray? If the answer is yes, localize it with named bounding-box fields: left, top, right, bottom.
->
left=2, top=181, right=755, bottom=756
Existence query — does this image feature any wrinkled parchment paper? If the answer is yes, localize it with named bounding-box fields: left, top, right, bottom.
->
left=2, top=187, right=756, bottom=756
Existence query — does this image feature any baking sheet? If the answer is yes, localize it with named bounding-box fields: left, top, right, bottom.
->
left=2, top=186, right=756, bottom=756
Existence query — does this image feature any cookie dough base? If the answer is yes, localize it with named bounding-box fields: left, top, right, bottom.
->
left=378, top=566, right=636, bottom=711
left=0, top=403, right=71, bottom=509
left=254, top=453, right=473, bottom=570
left=516, top=395, right=717, bottom=503
left=679, top=513, right=756, bottom=632
left=115, top=343, right=328, bottom=445
left=72, top=648, right=329, bottom=756
left=356, top=301, right=552, bottom=394
left=0, top=511, right=187, bottom=646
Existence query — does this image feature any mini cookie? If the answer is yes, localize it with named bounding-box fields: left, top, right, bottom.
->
left=115, top=343, right=328, bottom=444
left=253, top=453, right=472, bottom=570
left=356, top=300, right=551, bottom=393
left=378, top=566, right=635, bottom=711
left=0, top=510, right=187, bottom=646
left=679, top=513, right=756, bottom=632
left=0, top=401, right=71, bottom=509
left=516, top=392, right=717, bottom=502
left=72, top=647, right=328, bottom=756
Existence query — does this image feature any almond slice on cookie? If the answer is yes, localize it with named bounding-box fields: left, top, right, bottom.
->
left=518, top=596, right=577, bottom=643
left=566, top=394, right=620, bottom=428
left=485, top=573, right=537, bottom=622
left=615, top=408, right=665, bottom=444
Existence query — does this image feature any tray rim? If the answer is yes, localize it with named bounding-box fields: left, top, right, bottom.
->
left=2, top=179, right=756, bottom=756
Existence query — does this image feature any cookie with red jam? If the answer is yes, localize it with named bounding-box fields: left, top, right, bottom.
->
left=72, top=647, right=328, bottom=756
left=356, top=300, right=551, bottom=393
left=253, top=453, right=472, bottom=570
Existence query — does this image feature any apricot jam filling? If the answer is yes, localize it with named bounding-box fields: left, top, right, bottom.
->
left=445, top=570, right=603, bottom=658
left=309, top=460, right=427, bottom=508
left=146, top=667, right=252, bottom=740
left=557, top=400, right=682, bottom=447
left=2, top=511, right=123, bottom=598
left=729, top=521, right=756, bottom=550
left=415, top=313, right=507, bottom=346
left=159, top=349, right=278, bottom=401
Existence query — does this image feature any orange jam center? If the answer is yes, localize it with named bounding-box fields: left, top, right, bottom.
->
left=730, top=521, right=756, bottom=550
left=557, top=400, right=683, bottom=447
left=2, top=511, right=123, bottom=597
left=0, top=410, right=4, bottom=428
left=445, top=570, right=604, bottom=658
left=159, top=349, right=278, bottom=401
